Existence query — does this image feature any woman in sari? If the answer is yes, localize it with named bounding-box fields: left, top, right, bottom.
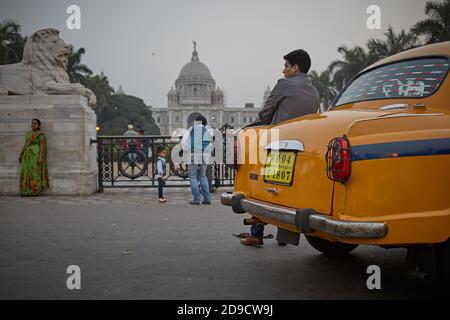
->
left=19, top=119, right=49, bottom=196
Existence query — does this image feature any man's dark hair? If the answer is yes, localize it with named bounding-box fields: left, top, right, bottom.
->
left=283, top=49, right=311, bottom=74
left=195, top=115, right=207, bottom=126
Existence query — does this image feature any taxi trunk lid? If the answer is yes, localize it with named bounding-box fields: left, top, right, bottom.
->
left=241, top=109, right=392, bottom=215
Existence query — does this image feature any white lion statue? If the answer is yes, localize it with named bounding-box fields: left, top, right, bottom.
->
left=0, top=28, right=96, bottom=106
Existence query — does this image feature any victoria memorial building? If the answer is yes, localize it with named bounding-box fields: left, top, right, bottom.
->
left=151, top=43, right=270, bottom=136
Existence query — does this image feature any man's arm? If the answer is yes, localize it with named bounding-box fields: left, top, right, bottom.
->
left=258, top=79, right=289, bottom=125
left=181, top=128, right=192, bottom=150
left=203, top=126, right=212, bottom=143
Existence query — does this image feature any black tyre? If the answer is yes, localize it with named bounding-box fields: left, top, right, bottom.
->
left=305, top=235, right=358, bottom=256
left=435, top=239, right=450, bottom=293
left=405, top=240, right=450, bottom=296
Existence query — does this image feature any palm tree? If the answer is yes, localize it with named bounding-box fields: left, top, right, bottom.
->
left=0, top=20, right=25, bottom=65
left=309, top=70, right=338, bottom=111
left=412, top=0, right=450, bottom=44
left=367, top=26, right=420, bottom=59
left=84, top=73, right=114, bottom=114
left=67, top=46, right=93, bottom=85
left=328, top=46, right=376, bottom=91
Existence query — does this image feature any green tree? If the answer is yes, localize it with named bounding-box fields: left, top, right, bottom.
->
left=84, top=73, right=114, bottom=114
left=309, top=70, right=337, bottom=111
left=98, top=93, right=160, bottom=135
left=67, top=46, right=93, bottom=85
left=367, top=26, right=420, bottom=59
left=0, top=20, right=25, bottom=65
left=412, top=0, right=450, bottom=44
left=328, top=46, right=375, bottom=91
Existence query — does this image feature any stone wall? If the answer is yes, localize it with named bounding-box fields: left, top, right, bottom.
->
left=0, top=95, right=98, bottom=195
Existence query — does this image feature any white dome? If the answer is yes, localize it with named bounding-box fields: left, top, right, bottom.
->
left=170, top=42, right=217, bottom=106
left=179, top=61, right=212, bottom=78
left=176, top=43, right=215, bottom=85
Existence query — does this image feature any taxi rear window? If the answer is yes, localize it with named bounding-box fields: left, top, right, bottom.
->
left=334, top=57, right=449, bottom=107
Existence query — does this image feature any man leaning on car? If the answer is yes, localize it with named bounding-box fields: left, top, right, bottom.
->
left=241, top=49, right=320, bottom=246
left=258, top=49, right=320, bottom=125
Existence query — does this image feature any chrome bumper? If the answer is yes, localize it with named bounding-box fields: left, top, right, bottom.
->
left=220, top=192, right=388, bottom=239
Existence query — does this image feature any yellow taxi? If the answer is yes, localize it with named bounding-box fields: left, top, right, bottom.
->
left=221, top=41, right=450, bottom=286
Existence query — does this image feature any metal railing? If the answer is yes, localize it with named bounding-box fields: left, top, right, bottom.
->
left=91, top=135, right=235, bottom=191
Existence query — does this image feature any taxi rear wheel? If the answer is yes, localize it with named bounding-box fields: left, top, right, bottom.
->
left=434, top=239, right=450, bottom=291
left=305, top=235, right=358, bottom=256
left=405, top=239, right=449, bottom=293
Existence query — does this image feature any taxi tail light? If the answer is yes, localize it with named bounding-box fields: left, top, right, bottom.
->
left=325, top=136, right=351, bottom=183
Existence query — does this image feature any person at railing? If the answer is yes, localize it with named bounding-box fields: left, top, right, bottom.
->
left=123, top=124, right=137, bottom=144
left=136, top=125, right=149, bottom=156
left=122, top=124, right=137, bottom=162
left=18, top=118, right=49, bottom=196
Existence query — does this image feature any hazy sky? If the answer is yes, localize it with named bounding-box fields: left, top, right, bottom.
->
left=1, top=0, right=429, bottom=107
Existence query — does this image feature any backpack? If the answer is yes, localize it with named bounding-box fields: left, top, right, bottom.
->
left=154, top=157, right=167, bottom=176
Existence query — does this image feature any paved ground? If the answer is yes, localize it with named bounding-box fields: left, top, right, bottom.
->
left=0, top=188, right=444, bottom=299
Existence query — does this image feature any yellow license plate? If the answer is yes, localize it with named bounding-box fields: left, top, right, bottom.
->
left=264, top=151, right=296, bottom=185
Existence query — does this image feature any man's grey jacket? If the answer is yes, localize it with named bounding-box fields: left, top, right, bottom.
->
left=258, top=73, right=320, bottom=125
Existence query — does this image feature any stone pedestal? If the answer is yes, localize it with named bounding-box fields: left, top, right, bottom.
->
left=0, top=95, right=98, bottom=195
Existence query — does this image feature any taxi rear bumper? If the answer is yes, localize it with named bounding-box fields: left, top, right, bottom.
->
left=220, top=192, right=388, bottom=239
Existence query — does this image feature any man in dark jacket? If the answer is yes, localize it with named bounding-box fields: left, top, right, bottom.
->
left=241, top=49, right=320, bottom=246
left=258, top=49, right=319, bottom=125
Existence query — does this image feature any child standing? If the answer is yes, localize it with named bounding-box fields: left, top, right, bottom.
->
left=155, top=149, right=168, bottom=203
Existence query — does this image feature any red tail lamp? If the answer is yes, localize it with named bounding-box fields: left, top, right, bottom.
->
left=325, top=136, right=351, bottom=183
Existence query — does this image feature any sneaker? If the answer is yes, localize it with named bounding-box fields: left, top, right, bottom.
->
left=159, top=198, right=167, bottom=203
left=189, top=201, right=200, bottom=205
left=240, top=236, right=264, bottom=246
left=202, top=201, right=211, bottom=205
